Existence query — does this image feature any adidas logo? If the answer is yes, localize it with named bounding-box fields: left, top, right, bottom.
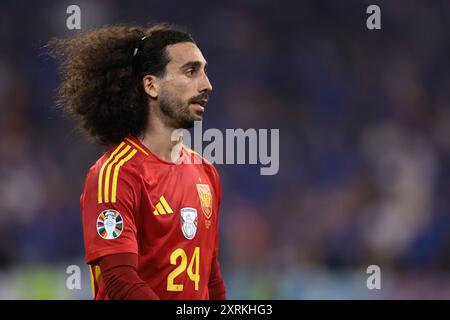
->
left=153, top=196, right=174, bottom=215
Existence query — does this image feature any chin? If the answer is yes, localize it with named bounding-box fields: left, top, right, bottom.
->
left=189, top=110, right=203, bottom=123
left=177, top=119, right=196, bottom=129
left=194, top=114, right=203, bottom=121
left=175, top=110, right=203, bottom=129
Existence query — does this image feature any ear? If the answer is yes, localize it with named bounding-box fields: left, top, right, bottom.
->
left=142, top=75, right=159, bottom=99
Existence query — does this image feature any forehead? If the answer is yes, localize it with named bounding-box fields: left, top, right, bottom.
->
left=165, top=42, right=207, bottom=67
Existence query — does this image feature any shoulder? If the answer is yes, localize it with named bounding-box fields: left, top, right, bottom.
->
left=182, top=145, right=221, bottom=184
left=181, top=146, right=223, bottom=208
left=89, top=138, right=147, bottom=178
left=83, top=138, right=148, bottom=203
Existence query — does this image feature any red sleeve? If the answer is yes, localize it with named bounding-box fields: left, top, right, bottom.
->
left=208, top=168, right=226, bottom=300
left=98, top=253, right=159, bottom=300
left=80, top=163, right=139, bottom=264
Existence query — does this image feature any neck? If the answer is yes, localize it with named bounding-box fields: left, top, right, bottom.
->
left=137, top=106, right=183, bottom=163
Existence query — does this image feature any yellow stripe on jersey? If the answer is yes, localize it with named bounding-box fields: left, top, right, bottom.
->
left=182, top=145, right=204, bottom=161
left=89, top=265, right=102, bottom=299
left=111, top=149, right=137, bottom=203
left=98, top=142, right=125, bottom=204
left=104, top=145, right=131, bottom=203
left=89, top=265, right=95, bottom=299
left=160, top=195, right=173, bottom=214
left=183, top=145, right=197, bottom=154
left=125, top=137, right=149, bottom=156
left=156, top=202, right=166, bottom=215
left=95, top=265, right=102, bottom=283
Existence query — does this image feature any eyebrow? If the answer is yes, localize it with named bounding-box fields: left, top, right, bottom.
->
left=180, top=61, right=208, bottom=71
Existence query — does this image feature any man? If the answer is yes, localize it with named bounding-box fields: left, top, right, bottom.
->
left=50, top=23, right=226, bottom=299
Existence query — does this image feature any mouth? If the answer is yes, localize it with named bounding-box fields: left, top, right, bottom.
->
left=190, top=99, right=208, bottom=112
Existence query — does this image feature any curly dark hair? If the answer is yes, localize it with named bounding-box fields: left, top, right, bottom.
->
left=48, top=23, right=195, bottom=146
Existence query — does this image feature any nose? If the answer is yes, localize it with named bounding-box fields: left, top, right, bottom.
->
left=199, top=73, right=213, bottom=93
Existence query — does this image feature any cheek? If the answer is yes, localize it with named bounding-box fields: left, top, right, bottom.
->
left=161, top=76, right=196, bottom=102
left=160, top=86, right=188, bottom=108
left=174, top=84, right=194, bottom=103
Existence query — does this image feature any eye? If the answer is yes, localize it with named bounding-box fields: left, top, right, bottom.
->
left=186, top=68, right=195, bottom=76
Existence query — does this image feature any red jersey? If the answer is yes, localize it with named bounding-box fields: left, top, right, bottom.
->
left=80, top=135, right=224, bottom=299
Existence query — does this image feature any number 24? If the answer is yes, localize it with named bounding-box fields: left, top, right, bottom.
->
left=167, top=247, right=200, bottom=291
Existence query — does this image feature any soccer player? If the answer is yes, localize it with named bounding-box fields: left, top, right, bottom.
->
left=49, top=24, right=226, bottom=300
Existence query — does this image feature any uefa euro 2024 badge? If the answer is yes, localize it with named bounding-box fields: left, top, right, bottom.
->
left=180, top=207, right=198, bottom=240
left=97, top=209, right=123, bottom=240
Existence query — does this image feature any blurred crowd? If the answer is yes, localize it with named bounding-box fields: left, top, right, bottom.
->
left=1, top=0, right=450, bottom=298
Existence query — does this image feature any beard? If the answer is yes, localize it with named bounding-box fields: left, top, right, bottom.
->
left=159, top=90, right=201, bottom=129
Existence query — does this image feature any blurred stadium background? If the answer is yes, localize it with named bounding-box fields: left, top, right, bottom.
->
left=1, top=0, right=450, bottom=299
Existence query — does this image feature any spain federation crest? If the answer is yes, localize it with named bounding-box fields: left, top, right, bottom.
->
left=97, top=209, right=123, bottom=240
left=196, top=184, right=212, bottom=219
left=180, top=207, right=198, bottom=240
